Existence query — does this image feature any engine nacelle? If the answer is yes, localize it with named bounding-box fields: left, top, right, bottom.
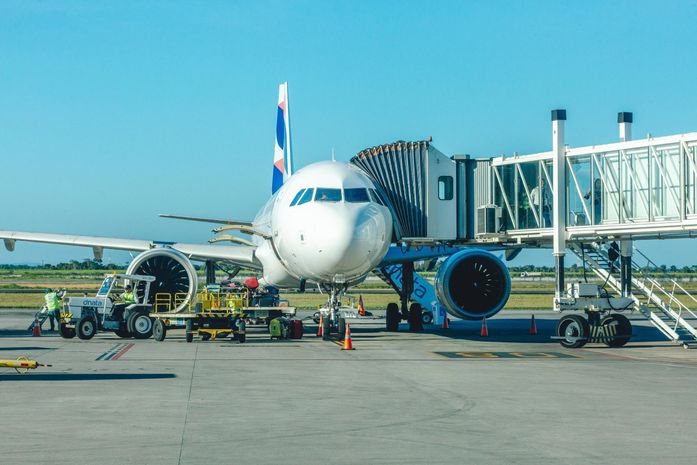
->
left=434, top=249, right=511, bottom=320
left=126, top=248, right=198, bottom=313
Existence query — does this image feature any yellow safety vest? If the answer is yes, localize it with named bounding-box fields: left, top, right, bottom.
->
left=45, top=292, right=61, bottom=311
left=122, top=291, right=136, bottom=304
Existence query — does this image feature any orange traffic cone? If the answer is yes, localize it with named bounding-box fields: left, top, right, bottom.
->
left=529, top=314, right=538, bottom=335
left=342, top=323, right=355, bottom=350
left=480, top=318, right=488, bottom=337
left=32, top=318, right=42, bottom=337
left=317, top=314, right=323, bottom=337
left=358, top=295, right=366, bottom=316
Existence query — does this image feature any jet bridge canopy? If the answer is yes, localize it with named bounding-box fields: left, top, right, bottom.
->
left=351, top=140, right=478, bottom=241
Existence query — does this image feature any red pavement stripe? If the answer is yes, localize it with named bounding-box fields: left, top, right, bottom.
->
left=110, top=343, right=134, bottom=361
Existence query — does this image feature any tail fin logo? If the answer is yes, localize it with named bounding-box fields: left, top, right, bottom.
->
left=272, top=82, right=293, bottom=194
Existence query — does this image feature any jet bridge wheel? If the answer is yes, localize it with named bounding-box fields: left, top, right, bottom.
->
left=601, top=314, right=632, bottom=347
left=556, top=315, right=589, bottom=349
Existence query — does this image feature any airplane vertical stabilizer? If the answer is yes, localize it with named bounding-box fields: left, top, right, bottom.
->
left=272, top=82, right=293, bottom=193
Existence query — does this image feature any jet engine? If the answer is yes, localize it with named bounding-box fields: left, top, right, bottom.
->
left=434, top=249, right=511, bottom=320
left=125, top=248, right=198, bottom=312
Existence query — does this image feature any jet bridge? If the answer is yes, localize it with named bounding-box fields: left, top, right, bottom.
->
left=353, top=112, right=697, bottom=346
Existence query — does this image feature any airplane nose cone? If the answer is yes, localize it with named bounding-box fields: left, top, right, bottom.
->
left=310, top=205, right=387, bottom=281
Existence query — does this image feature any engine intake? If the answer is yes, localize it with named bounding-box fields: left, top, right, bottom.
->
left=435, top=249, right=511, bottom=320
left=126, top=248, right=198, bottom=312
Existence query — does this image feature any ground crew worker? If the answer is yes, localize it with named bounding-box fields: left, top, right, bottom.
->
left=122, top=285, right=136, bottom=304
left=43, top=288, right=60, bottom=331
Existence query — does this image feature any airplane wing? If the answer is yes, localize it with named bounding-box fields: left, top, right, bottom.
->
left=0, top=230, right=261, bottom=269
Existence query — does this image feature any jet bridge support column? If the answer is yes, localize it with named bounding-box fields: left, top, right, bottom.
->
left=205, top=260, right=216, bottom=285
left=619, top=112, right=634, bottom=297
left=552, top=110, right=567, bottom=298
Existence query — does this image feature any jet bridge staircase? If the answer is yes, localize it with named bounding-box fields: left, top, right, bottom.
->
left=568, top=242, right=697, bottom=345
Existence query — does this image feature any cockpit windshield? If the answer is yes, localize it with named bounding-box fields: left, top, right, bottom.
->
left=315, top=188, right=342, bottom=202
left=297, top=188, right=314, bottom=205
left=344, top=188, right=369, bottom=203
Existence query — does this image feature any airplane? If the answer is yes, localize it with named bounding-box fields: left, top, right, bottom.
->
left=0, top=83, right=511, bottom=336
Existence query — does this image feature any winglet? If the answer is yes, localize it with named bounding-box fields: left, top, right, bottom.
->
left=272, top=82, right=293, bottom=194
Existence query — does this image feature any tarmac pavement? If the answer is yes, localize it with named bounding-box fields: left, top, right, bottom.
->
left=1, top=309, right=696, bottom=465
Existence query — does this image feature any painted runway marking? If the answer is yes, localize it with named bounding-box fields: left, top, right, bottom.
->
left=96, top=343, right=134, bottom=361
left=435, top=351, right=580, bottom=359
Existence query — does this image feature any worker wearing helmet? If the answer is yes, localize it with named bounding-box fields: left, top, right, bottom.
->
left=122, top=285, right=136, bottom=305
left=43, top=288, right=61, bottom=331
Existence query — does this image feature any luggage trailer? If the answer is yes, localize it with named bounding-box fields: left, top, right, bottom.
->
left=149, top=291, right=296, bottom=343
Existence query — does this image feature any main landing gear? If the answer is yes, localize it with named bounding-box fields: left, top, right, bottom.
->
left=556, top=312, right=632, bottom=348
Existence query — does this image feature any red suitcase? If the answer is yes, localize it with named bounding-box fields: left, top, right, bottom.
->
left=289, top=319, right=304, bottom=339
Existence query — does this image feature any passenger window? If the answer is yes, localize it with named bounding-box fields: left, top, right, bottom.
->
left=370, top=189, right=386, bottom=206
left=297, top=188, right=314, bottom=205
left=438, top=176, right=453, bottom=200
left=290, top=189, right=306, bottom=206
left=315, top=188, right=342, bottom=202
left=344, top=188, right=369, bottom=203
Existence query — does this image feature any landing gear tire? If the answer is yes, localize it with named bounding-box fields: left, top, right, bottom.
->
left=322, top=315, right=331, bottom=341
left=76, top=317, right=97, bottom=340
left=601, top=314, right=632, bottom=347
left=153, top=319, right=166, bottom=342
left=185, top=320, right=194, bottom=343
left=59, top=323, right=76, bottom=339
left=409, top=303, right=423, bottom=331
left=421, top=311, right=434, bottom=325
left=386, top=303, right=400, bottom=332
left=556, top=314, right=589, bottom=348
left=337, top=317, right=346, bottom=340
left=128, top=313, right=153, bottom=340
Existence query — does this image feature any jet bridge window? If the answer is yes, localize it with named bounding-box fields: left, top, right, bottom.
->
left=297, top=188, right=314, bottom=205
left=290, top=189, right=306, bottom=206
left=315, top=188, right=342, bottom=202
left=344, top=188, right=369, bottom=203
left=438, top=176, right=453, bottom=200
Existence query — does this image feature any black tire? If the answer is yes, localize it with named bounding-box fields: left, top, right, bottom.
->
left=114, top=329, right=131, bottom=338
left=185, top=320, right=194, bottom=343
left=128, top=313, right=153, bottom=340
left=556, top=314, right=589, bottom=348
left=322, top=315, right=331, bottom=341
left=337, top=317, right=346, bottom=341
left=201, top=333, right=211, bottom=341
left=76, top=317, right=97, bottom=340
left=421, top=311, right=434, bottom=325
left=59, top=323, right=76, bottom=339
left=386, top=303, right=400, bottom=332
left=601, top=314, right=632, bottom=347
left=409, top=303, right=423, bottom=331
left=153, top=319, right=166, bottom=342
left=312, top=311, right=321, bottom=324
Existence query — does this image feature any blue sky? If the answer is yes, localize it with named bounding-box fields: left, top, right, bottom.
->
left=2, top=0, right=697, bottom=265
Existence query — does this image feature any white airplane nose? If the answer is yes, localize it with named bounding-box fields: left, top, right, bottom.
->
left=310, top=205, right=386, bottom=281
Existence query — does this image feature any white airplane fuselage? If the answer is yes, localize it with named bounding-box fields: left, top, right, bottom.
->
left=253, top=161, right=392, bottom=289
